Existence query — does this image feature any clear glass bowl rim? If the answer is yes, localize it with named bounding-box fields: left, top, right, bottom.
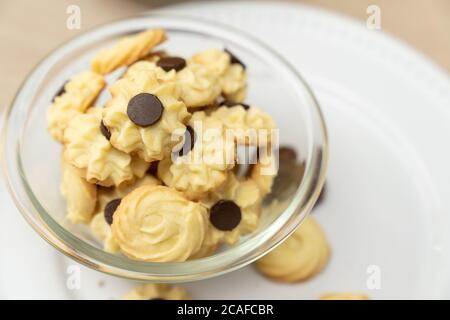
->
left=1, top=12, right=329, bottom=282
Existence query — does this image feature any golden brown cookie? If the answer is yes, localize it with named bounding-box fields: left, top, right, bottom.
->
left=191, top=48, right=247, bottom=103
left=124, top=283, right=190, bottom=300
left=255, top=217, right=330, bottom=282
left=91, top=29, right=167, bottom=75
left=47, top=71, right=105, bottom=142
left=111, top=185, right=208, bottom=262
left=200, top=173, right=262, bottom=246
left=63, top=108, right=150, bottom=187
left=176, top=62, right=221, bottom=108
left=89, top=175, right=160, bottom=253
left=102, top=61, right=190, bottom=162
left=157, top=111, right=236, bottom=200
left=60, top=156, right=97, bottom=224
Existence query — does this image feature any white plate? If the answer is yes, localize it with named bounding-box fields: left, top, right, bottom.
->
left=1, top=1, right=450, bottom=299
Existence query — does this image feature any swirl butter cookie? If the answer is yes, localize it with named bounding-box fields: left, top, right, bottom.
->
left=91, top=29, right=167, bottom=75
left=191, top=49, right=230, bottom=77
left=124, top=284, right=190, bottom=300
left=210, top=104, right=275, bottom=146
left=320, top=293, right=369, bottom=300
left=90, top=175, right=160, bottom=253
left=63, top=108, right=150, bottom=187
left=47, top=71, right=105, bottom=142
left=176, top=62, right=221, bottom=108
left=60, top=156, right=97, bottom=224
left=255, top=217, right=330, bottom=282
left=111, top=185, right=208, bottom=262
left=102, top=61, right=190, bottom=162
left=200, top=173, right=262, bottom=247
left=191, top=49, right=247, bottom=103
left=157, top=111, right=236, bottom=200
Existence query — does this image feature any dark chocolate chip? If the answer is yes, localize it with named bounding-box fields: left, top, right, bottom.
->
left=100, top=121, right=111, bottom=140
left=220, top=100, right=250, bottom=110
left=157, top=57, right=186, bottom=72
left=210, top=200, right=241, bottom=231
left=224, top=49, right=246, bottom=69
left=104, top=198, right=121, bottom=225
left=127, top=93, right=163, bottom=127
left=52, top=81, right=68, bottom=102
left=178, top=126, right=196, bottom=157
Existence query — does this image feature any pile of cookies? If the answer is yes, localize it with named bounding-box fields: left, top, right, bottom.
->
left=48, top=28, right=366, bottom=300
left=48, top=28, right=277, bottom=262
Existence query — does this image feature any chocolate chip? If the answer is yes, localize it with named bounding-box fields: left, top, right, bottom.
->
left=178, top=126, right=196, bottom=157
left=220, top=100, right=250, bottom=110
left=157, top=57, right=186, bottom=72
left=127, top=93, right=163, bottom=127
left=52, top=81, right=67, bottom=102
left=210, top=200, right=241, bottom=231
left=104, top=198, right=121, bottom=225
left=100, top=121, right=111, bottom=140
left=224, top=49, right=246, bottom=69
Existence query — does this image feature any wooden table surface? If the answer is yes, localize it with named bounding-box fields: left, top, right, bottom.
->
left=1, top=0, right=449, bottom=108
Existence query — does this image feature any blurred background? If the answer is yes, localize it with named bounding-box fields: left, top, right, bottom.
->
left=0, top=0, right=449, bottom=110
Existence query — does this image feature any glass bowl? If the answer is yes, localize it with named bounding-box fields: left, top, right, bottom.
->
left=1, top=13, right=328, bottom=282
